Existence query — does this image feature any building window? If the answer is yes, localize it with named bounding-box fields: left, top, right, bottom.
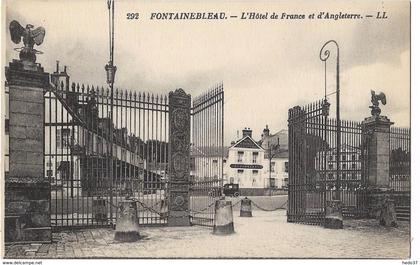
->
left=190, top=159, right=196, bottom=171
left=351, top=154, right=356, bottom=161
left=62, top=128, right=71, bottom=148
left=328, top=163, right=333, bottom=169
left=252, top=152, right=258, bottom=163
left=328, top=173, right=334, bottom=179
left=351, top=173, right=356, bottom=180
left=56, top=128, right=71, bottom=149
left=57, top=161, right=70, bottom=181
left=122, top=149, right=127, bottom=161
left=269, top=178, right=276, bottom=188
left=328, top=155, right=333, bottom=161
left=342, top=163, right=346, bottom=169
left=237, top=151, right=244, bottom=163
left=285, top=161, right=289, bottom=173
left=252, top=170, right=258, bottom=175
left=270, top=162, right=275, bottom=172
left=352, top=163, right=356, bottom=169
left=96, top=136, right=102, bottom=154
left=88, top=132, right=94, bottom=152
left=5, top=119, right=9, bottom=134
left=342, top=155, right=346, bottom=161
left=342, top=173, right=346, bottom=180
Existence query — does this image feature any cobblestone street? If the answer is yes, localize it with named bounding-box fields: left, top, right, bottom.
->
left=4, top=209, right=410, bottom=259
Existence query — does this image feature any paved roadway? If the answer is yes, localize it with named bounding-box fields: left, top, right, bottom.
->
left=5, top=208, right=410, bottom=259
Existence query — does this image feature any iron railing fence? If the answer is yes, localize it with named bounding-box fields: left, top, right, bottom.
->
left=390, top=127, right=410, bottom=192
left=45, top=81, right=169, bottom=229
left=390, top=126, right=410, bottom=212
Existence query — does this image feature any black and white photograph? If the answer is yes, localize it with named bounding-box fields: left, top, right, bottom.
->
left=0, top=0, right=416, bottom=261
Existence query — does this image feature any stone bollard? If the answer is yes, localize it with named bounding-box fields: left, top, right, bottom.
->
left=160, top=199, right=168, bottom=220
left=114, top=199, right=140, bottom=242
left=240, top=197, right=252, bottom=217
left=324, top=199, right=343, bottom=229
left=93, top=197, right=107, bottom=223
left=213, top=198, right=234, bottom=235
left=379, top=197, right=397, bottom=227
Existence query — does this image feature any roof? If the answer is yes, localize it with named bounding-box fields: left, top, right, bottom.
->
left=191, top=145, right=229, bottom=158
left=325, top=144, right=361, bottom=153
left=259, top=129, right=288, bottom=150
left=258, top=129, right=289, bottom=159
left=230, top=136, right=263, bottom=150
left=270, top=149, right=289, bottom=159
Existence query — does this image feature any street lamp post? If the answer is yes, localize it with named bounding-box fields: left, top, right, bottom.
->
left=320, top=40, right=340, bottom=201
left=106, top=0, right=117, bottom=222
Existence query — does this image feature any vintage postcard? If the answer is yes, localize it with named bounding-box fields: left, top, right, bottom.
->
left=0, top=0, right=413, bottom=261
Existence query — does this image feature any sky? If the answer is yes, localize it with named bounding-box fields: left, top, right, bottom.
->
left=4, top=0, right=410, bottom=145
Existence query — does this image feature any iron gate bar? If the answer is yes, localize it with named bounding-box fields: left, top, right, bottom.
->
left=46, top=80, right=170, bottom=229
left=390, top=127, right=410, bottom=192
left=190, top=84, right=224, bottom=227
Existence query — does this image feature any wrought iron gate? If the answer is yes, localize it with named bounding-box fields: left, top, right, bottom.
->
left=190, top=84, right=224, bottom=227
left=287, top=99, right=368, bottom=225
left=45, top=79, right=169, bottom=229
left=389, top=127, right=410, bottom=214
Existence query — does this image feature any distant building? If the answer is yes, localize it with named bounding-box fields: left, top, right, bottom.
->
left=190, top=145, right=228, bottom=182
left=315, top=144, right=362, bottom=187
left=259, top=126, right=289, bottom=189
left=43, top=65, right=165, bottom=197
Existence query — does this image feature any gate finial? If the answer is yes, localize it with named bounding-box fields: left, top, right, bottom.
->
left=9, top=20, right=45, bottom=63
left=370, top=90, right=387, bottom=117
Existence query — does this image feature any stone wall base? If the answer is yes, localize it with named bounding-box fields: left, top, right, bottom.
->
left=5, top=178, right=52, bottom=243
left=5, top=216, right=51, bottom=244
left=167, top=211, right=190, bottom=226
left=367, top=187, right=397, bottom=227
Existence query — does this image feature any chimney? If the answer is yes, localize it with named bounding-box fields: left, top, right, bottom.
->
left=242, top=127, right=252, bottom=138
left=51, top=60, right=70, bottom=90
left=262, top=125, right=270, bottom=138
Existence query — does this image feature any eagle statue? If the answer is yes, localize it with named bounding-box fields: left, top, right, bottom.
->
left=370, top=90, right=387, bottom=117
left=9, top=20, right=45, bottom=63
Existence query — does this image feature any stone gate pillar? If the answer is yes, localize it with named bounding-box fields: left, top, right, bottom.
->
left=5, top=58, right=51, bottom=242
left=362, top=115, right=393, bottom=187
left=361, top=108, right=397, bottom=226
left=168, top=88, right=191, bottom=226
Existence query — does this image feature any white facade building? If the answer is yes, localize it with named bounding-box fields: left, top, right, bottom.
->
left=223, top=126, right=290, bottom=190
left=225, top=128, right=265, bottom=188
